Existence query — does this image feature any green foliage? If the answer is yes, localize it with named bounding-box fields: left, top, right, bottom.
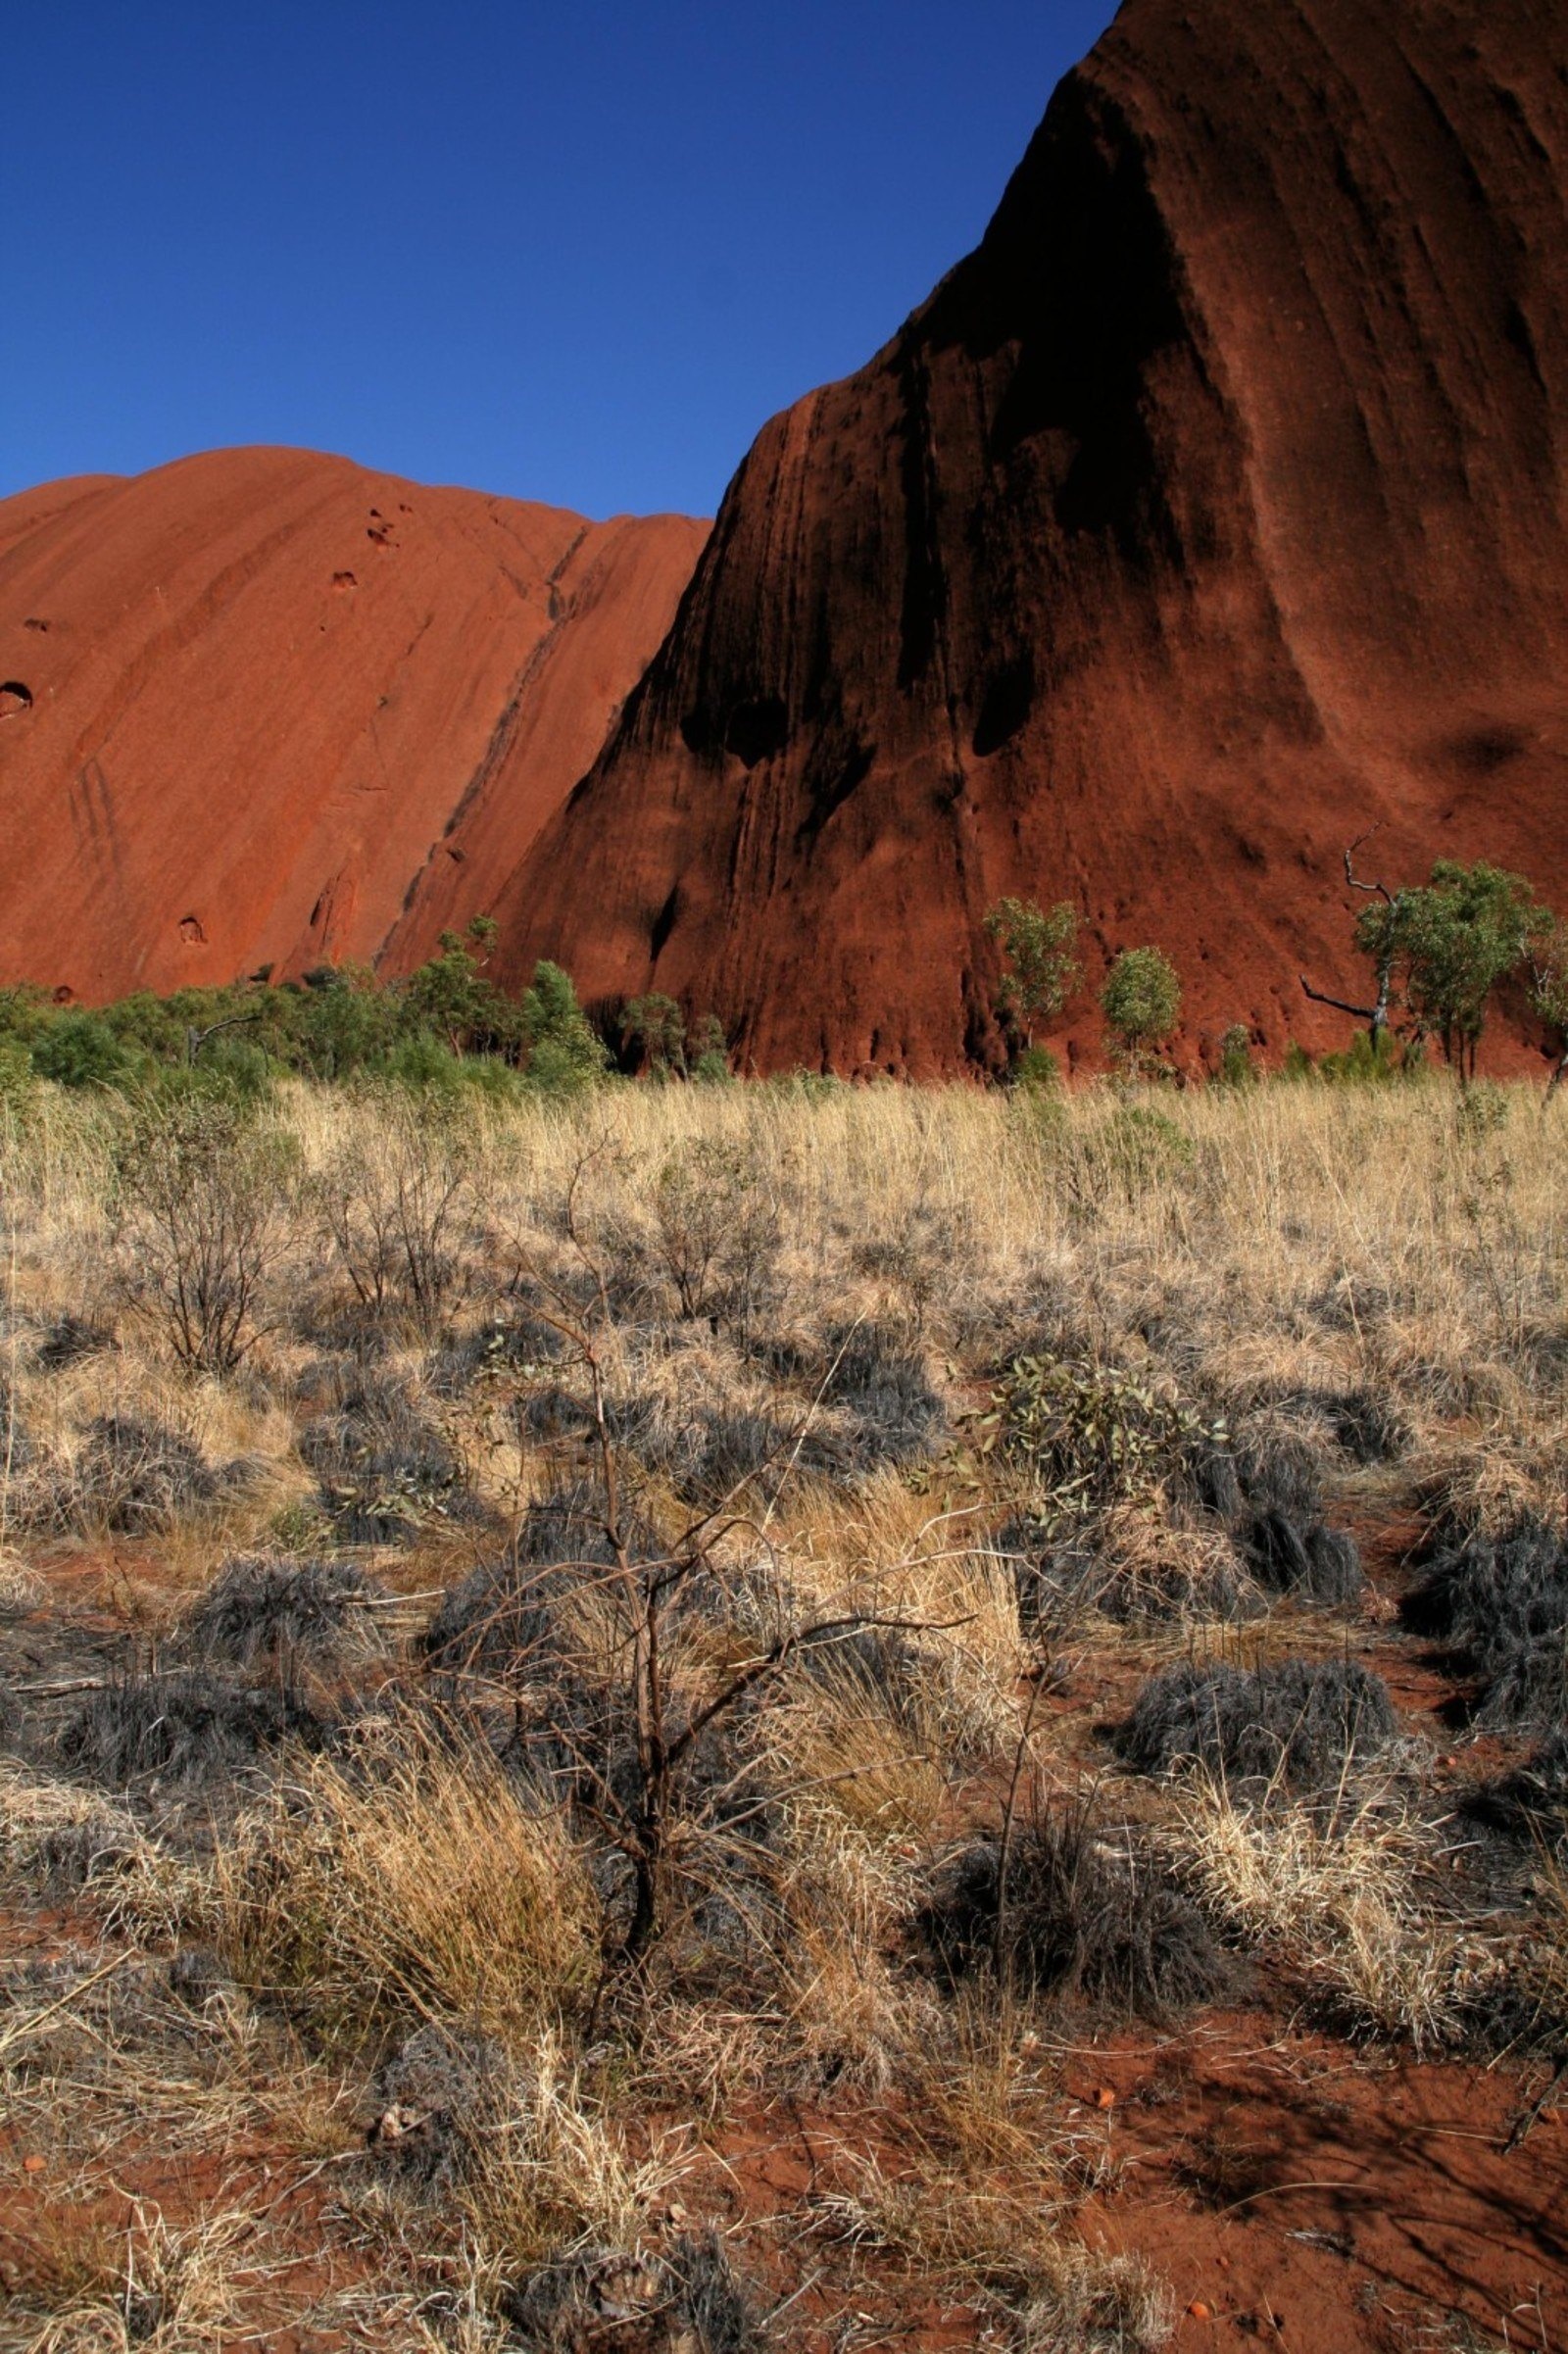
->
left=1315, top=1026, right=1424, bottom=1087
left=1355, top=860, right=1545, bottom=1079
left=29, top=1010, right=138, bottom=1090
left=1011, top=1044, right=1060, bottom=1093
left=1215, top=1025, right=1256, bottom=1088
left=519, top=961, right=609, bottom=1095
left=1101, top=947, right=1182, bottom=1074
left=983, top=898, right=1081, bottom=1054
left=400, top=916, right=513, bottom=1057
left=622, top=991, right=687, bottom=1077
left=0, top=939, right=610, bottom=1100
left=1078, top=1104, right=1195, bottom=1200
left=980, top=1356, right=1225, bottom=1528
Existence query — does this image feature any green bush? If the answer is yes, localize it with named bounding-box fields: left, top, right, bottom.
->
left=1102, top=948, right=1182, bottom=1076
left=30, top=1011, right=138, bottom=1090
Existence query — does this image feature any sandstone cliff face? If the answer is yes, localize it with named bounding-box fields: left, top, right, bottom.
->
left=504, top=0, right=1568, bottom=1074
left=0, top=447, right=705, bottom=999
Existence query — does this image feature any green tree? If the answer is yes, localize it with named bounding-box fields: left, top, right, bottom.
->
left=1358, top=861, right=1544, bottom=1082
left=622, top=992, right=687, bottom=1078
left=519, top=961, right=608, bottom=1094
left=1101, top=948, right=1182, bottom=1077
left=983, top=898, right=1081, bottom=1054
left=1528, top=914, right=1568, bottom=1103
left=401, top=915, right=509, bottom=1057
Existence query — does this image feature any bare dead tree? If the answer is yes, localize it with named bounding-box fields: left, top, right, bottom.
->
left=1299, top=827, right=1399, bottom=1041
left=486, top=1146, right=971, bottom=1976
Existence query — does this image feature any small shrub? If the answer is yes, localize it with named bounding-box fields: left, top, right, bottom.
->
left=651, top=1140, right=782, bottom=1333
left=1115, top=1658, right=1400, bottom=1791
left=921, top=1800, right=1228, bottom=2019
left=113, top=1090, right=294, bottom=1373
left=986, top=1356, right=1222, bottom=1524
left=1101, top=946, right=1182, bottom=1076
left=421, top=1489, right=627, bottom=1682
left=183, top=1554, right=389, bottom=1668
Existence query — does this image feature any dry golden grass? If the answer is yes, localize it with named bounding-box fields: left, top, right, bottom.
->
left=2, top=1070, right=1565, bottom=2343
left=198, top=1712, right=597, bottom=2041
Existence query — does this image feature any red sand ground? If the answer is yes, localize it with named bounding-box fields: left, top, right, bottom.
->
left=0, top=447, right=705, bottom=1000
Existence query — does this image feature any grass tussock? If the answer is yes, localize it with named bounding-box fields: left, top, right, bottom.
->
left=199, top=1712, right=598, bottom=2040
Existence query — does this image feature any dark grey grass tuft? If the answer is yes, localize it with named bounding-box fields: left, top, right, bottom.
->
left=1114, top=1657, right=1399, bottom=1791
left=1405, top=1514, right=1568, bottom=1732
left=920, top=1802, right=1229, bottom=2020
left=58, top=1669, right=326, bottom=1789
left=184, top=1554, right=389, bottom=1667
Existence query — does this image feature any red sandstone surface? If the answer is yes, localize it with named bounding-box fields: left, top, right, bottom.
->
left=502, top=0, right=1568, bottom=1075
left=0, top=447, right=705, bottom=999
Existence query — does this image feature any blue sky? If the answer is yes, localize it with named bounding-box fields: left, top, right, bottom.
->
left=3, top=3, right=1118, bottom=520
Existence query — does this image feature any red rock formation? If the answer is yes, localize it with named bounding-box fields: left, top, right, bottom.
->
left=502, top=0, right=1568, bottom=1075
left=0, top=447, right=705, bottom=999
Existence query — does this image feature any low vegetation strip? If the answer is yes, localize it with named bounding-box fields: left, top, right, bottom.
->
left=0, top=1076, right=1564, bottom=2347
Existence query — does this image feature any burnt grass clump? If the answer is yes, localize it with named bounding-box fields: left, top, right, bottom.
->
left=1472, top=1731, right=1568, bottom=1851
left=503, top=2231, right=764, bottom=2354
left=1003, top=1518, right=1262, bottom=1632
left=70, top=1413, right=220, bottom=1535
left=58, top=1669, right=326, bottom=1789
left=820, top=1321, right=947, bottom=1465
left=300, top=1378, right=479, bottom=1545
left=1405, top=1514, right=1568, bottom=1732
left=184, top=1553, right=389, bottom=1668
left=420, top=1488, right=651, bottom=1684
left=921, top=1804, right=1229, bottom=2020
left=1226, top=1432, right=1364, bottom=1606
left=1115, top=1657, right=1399, bottom=1791
left=368, top=2022, right=513, bottom=2194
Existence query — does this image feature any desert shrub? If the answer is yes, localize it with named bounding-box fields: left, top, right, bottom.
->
left=921, top=1800, right=1227, bottom=2019
left=650, top=1139, right=782, bottom=1333
left=986, top=1356, right=1222, bottom=1524
left=1115, top=1658, right=1399, bottom=1791
left=300, top=1376, right=477, bottom=1545
left=112, top=1089, right=294, bottom=1372
left=183, top=1554, right=389, bottom=1668
left=64, top=1411, right=219, bottom=1535
left=1405, top=1514, right=1568, bottom=1731
left=58, top=1669, right=324, bottom=1789
left=314, top=1097, right=474, bottom=1329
